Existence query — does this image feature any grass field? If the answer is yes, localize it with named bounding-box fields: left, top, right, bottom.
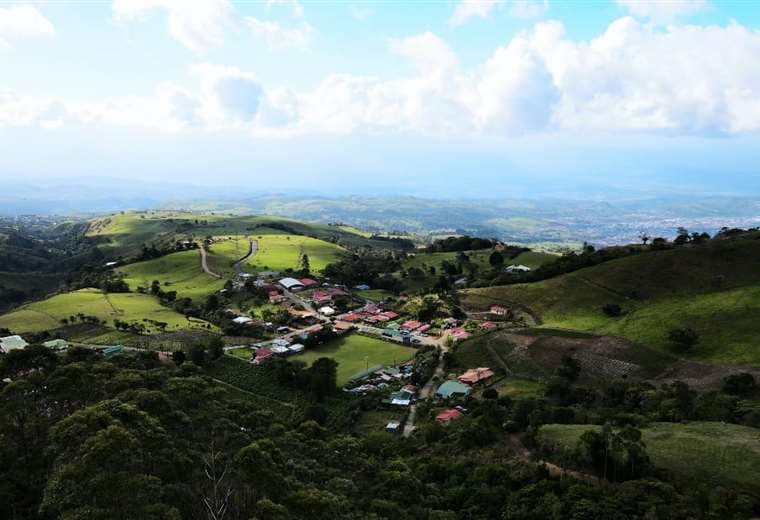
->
left=462, top=234, right=760, bottom=366
left=403, top=249, right=557, bottom=273
left=119, top=249, right=225, bottom=301
left=0, top=288, right=215, bottom=334
left=538, top=422, right=760, bottom=496
left=357, top=289, right=395, bottom=301
left=290, top=333, right=416, bottom=385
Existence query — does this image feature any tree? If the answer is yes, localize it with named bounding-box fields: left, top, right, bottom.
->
left=172, top=350, right=186, bottom=366
left=602, top=303, right=622, bottom=317
left=300, top=253, right=311, bottom=273
left=208, top=337, right=225, bottom=360
left=722, top=373, right=756, bottom=395
left=483, top=388, right=498, bottom=400
left=205, top=294, right=221, bottom=312
left=668, top=327, right=699, bottom=352
left=308, top=358, right=338, bottom=401
left=488, top=251, right=504, bottom=267
left=556, top=355, right=581, bottom=382
left=190, top=345, right=206, bottom=366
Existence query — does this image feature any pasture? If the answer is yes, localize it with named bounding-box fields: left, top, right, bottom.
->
left=538, top=422, right=760, bottom=496
left=290, top=333, right=416, bottom=385
left=0, top=288, right=215, bottom=334
left=119, top=249, right=225, bottom=301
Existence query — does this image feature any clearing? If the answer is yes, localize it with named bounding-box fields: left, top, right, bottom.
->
left=538, top=421, right=760, bottom=496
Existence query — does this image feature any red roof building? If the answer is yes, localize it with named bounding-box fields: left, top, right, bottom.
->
left=436, top=409, right=463, bottom=424
left=480, top=321, right=497, bottom=330
left=312, top=291, right=332, bottom=304
left=458, top=367, right=495, bottom=385
left=339, top=312, right=362, bottom=322
left=417, top=324, right=431, bottom=333
left=300, top=278, right=319, bottom=288
left=400, top=320, right=422, bottom=331
left=380, top=311, right=399, bottom=319
left=253, top=348, right=273, bottom=365
left=449, top=328, right=472, bottom=341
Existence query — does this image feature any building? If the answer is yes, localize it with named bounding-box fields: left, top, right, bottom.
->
left=279, top=277, right=305, bottom=291
left=319, top=306, right=336, bottom=316
left=385, top=421, right=401, bottom=432
left=102, top=345, right=124, bottom=358
left=312, top=291, right=332, bottom=304
left=300, top=278, right=319, bottom=288
left=253, top=348, right=273, bottom=364
left=42, top=339, right=69, bottom=351
left=288, top=343, right=305, bottom=353
left=232, top=316, right=253, bottom=325
left=480, top=321, right=497, bottom=330
left=458, top=367, right=495, bottom=385
left=448, top=328, right=472, bottom=341
left=435, top=380, right=472, bottom=399
left=354, top=284, right=371, bottom=291
left=388, top=388, right=416, bottom=407
left=489, top=305, right=509, bottom=316
left=0, top=335, right=29, bottom=354
left=505, top=264, right=531, bottom=273
left=400, top=320, right=422, bottom=331
left=333, top=321, right=354, bottom=334
left=436, top=409, right=464, bottom=424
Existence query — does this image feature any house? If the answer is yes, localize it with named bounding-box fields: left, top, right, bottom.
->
left=269, top=291, right=285, bottom=304
left=448, top=328, right=472, bottom=341
left=102, top=345, right=124, bottom=358
left=417, top=324, right=432, bottom=334
left=400, top=320, right=422, bottom=331
left=364, top=305, right=381, bottom=315
left=271, top=345, right=290, bottom=355
left=380, top=311, right=399, bottom=320
left=435, top=380, right=472, bottom=399
left=0, top=335, right=28, bottom=354
left=288, top=343, right=305, bottom=353
left=232, top=316, right=253, bottom=325
left=42, top=339, right=69, bottom=351
left=327, top=287, right=349, bottom=298
left=318, top=306, right=336, bottom=316
left=339, top=312, right=362, bottom=322
left=436, top=409, right=464, bottom=424
left=304, top=324, right=324, bottom=334
left=385, top=421, right=401, bottom=432
left=458, top=367, right=495, bottom=385
left=279, top=277, right=305, bottom=291
left=300, top=278, right=319, bottom=288
left=479, top=321, right=497, bottom=330
left=489, top=305, right=509, bottom=316
left=312, top=291, right=332, bottom=304
left=354, top=284, right=371, bottom=291
left=388, top=388, right=415, bottom=407
left=505, top=264, right=531, bottom=273
left=253, top=348, right=274, bottom=364
left=288, top=307, right=314, bottom=319
left=272, top=338, right=291, bottom=348
left=333, top=321, right=354, bottom=333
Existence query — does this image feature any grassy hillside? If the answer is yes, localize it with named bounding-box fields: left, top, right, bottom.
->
left=462, top=233, right=760, bottom=366
left=538, top=422, right=760, bottom=496
left=0, top=288, right=215, bottom=334
left=119, top=249, right=225, bottom=301
left=87, top=211, right=397, bottom=258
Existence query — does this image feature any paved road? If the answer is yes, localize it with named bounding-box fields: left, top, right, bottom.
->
left=199, top=245, right=222, bottom=279
left=403, top=342, right=449, bottom=437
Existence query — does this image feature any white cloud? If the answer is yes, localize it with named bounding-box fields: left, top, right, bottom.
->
left=113, top=0, right=231, bottom=52
left=449, top=0, right=503, bottom=26
left=0, top=5, right=54, bottom=48
left=616, top=0, right=706, bottom=22
left=266, top=0, right=304, bottom=17
left=4, top=16, right=760, bottom=139
left=245, top=17, right=313, bottom=50
left=510, top=0, right=549, bottom=19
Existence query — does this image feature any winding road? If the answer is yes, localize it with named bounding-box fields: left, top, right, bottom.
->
left=199, top=245, right=222, bottom=279
left=233, top=239, right=257, bottom=275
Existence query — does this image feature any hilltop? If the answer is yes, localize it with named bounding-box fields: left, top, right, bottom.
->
left=462, top=230, right=760, bottom=366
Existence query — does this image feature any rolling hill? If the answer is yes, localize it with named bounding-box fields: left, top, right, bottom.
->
left=462, top=231, right=760, bottom=366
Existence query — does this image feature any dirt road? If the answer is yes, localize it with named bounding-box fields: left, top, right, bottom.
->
left=199, top=246, right=222, bottom=279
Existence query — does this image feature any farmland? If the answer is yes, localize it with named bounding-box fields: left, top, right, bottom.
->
left=290, top=333, right=417, bottom=385
left=119, top=249, right=225, bottom=301
left=0, top=288, right=215, bottom=334
left=537, top=422, right=760, bottom=496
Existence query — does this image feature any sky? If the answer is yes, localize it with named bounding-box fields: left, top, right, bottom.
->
left=1, top=0, right=760, bottom=199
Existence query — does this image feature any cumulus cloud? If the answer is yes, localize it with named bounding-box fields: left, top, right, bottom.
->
left=510, top=0, right=549, bottom=19
left=616, top=0, right=706, bottom=22
left=4, top=16, right=760, bottom=139
left=0, top=5, right=55, bottom=48
left=113, top=0, right=231, bottom=52
left=449, top=0, right=502, bottom=26
left=245, top=17, right=313, bottom=50
left=266, top=0, right=304, bottom=18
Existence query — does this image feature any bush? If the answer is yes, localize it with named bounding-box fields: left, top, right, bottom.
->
left=722, top=373, right=756, bottom=395
left=602, top=303, right=622, bottom=317
left=668, top=327, right=699, bottom=352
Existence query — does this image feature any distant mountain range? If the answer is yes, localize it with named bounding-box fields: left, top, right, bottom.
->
left=2, top=177, right=760, bottom=246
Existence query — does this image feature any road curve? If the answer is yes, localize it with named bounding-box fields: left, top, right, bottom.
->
left=234, top=239, right=257, bottom=275
left=199, top=245, right=222, bottom=279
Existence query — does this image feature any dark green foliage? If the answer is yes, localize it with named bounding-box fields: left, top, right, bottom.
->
left=722, top=373, right=756, bottom=395
left=602, top=303, right=623, bottom=317
left=668, top=327, right=699, bottom=352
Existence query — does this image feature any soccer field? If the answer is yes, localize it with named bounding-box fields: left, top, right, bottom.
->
left=290, top=333, right=416, bottom=385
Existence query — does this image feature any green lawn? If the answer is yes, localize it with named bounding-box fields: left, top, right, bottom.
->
left=119, top=249, right=225, bottom=301
left=290, top=333, right=416, bottom=385
left=538, top=422, right=760, bottom=496
left=357, top=289, right=395, bottom=301
left=0, top=288, right=216, bottom=334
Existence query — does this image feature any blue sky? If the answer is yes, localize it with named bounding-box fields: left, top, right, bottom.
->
left=1, top=0, right=760, bottom=198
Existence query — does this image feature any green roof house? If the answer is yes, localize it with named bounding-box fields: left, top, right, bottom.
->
left=435, top=380, right=472, bottom=399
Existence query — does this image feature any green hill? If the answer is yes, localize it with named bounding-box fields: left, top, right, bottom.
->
left=462, top=232, right=760, bottom=366
left=0, top=288, right=215, bottom=335
left=537, top=422, right=760, bottom=496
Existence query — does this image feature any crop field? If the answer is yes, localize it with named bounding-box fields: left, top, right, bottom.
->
left=0, top=288, right=215, bottom=334
left=119, top=249, right=225, bottom=301
left=538, top=422, right=760, bottom=496
left=290, top=333, right=416, bottom=385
